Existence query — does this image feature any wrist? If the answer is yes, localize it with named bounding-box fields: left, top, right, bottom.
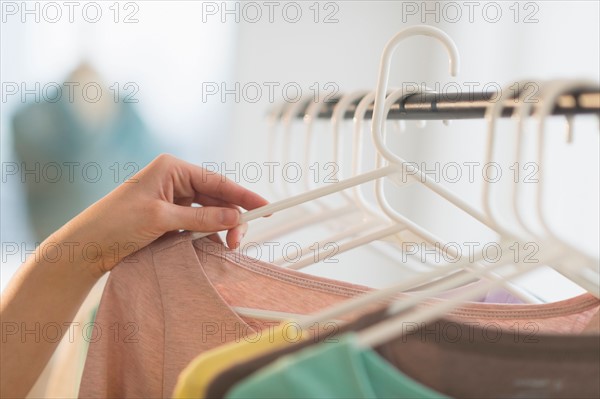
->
left=42, top=226, right=110, bottom=281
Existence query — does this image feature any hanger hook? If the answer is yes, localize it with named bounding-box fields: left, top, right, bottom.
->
left=565, top=115, right=574, bottom=143
left=371, top=25, right=460, bottom=165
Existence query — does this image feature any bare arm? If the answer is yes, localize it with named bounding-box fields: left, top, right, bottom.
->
left=0, top=154, right=268, bottom=398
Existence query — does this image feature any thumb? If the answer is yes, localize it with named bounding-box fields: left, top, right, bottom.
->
left=165, top=204, right=240, bottom=232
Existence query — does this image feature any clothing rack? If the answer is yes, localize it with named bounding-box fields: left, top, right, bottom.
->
left=293, top=89, right=600, bottom=120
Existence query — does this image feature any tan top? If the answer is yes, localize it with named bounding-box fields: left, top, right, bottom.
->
left=79, top=232, right=600, bottom=398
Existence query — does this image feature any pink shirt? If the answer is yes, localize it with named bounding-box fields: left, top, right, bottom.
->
left=79, top=232, right=600, bottom=398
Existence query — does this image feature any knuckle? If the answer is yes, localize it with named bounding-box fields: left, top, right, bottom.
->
left=195, top=207, right=209, bottom=228
left=152, top=153, right=175, bottom=168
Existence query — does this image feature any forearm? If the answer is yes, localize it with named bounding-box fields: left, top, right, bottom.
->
left=0, top=225, right=104, bottom=398
left=0, top=154, right=267, bottom=398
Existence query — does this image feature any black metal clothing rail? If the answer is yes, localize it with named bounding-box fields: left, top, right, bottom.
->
left=292, top=89, right=600, bottom=120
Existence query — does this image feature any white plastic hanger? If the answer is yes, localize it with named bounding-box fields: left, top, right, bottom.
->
left=293, top=230, right=573, bottom=333
left=279, top=97, right=312, bottom=198
left=355, top=225, right=599, bottom=349
left=282, top=95, right=353, bottom=231
left=333, top=91, right=372, bottom=189
left=531, top=80, right=600, bottom=292
left=295, top=63, right=537, bottom=299
left=278, top=88, right=441, bottom=267
left=352, top=91, right=390, bottom=218
left=483, top=79, right=540, bottom=237
left=300, top=98, right=337, bottom=208
left=297, top=25, right=538, bottom=272
left=349, top=82, right=600, bottom=346
left=277, top=90, right=437, bottom=269
left=190, top=26, right=461, bottom=241
left=246, top=101, right=309, bottom=244
left=190, top=29, right=593, bottom=324
left=303, top=91, right=375, bottom=215
left=278, top=31, right=541, bottom=305
left=193, top=27, right=535, bottom=302
left=248, top=98, right=321, bottom=243
left=534, top=81, right=599, bottom=242
left=478, top=80, right=550, bottom=302
left=358, top=158, right=599, bottom=345
left=369, top=87, right=540, bottom=302
left=511, top=80, right=546, bottom=238
left=288, top=79, right=600, bottom=330
left=261, top=94, right=367, bottom=243
left=266, top=102, right=288, bottom=200
left=246, top=145, right=597, bottom=323
left=206, top=31, right=599, bottom=321
left=349, top=91, right=420, bottom=244
left=349, top=90, right=432, bottom=264
left=352, top=89, right=421, bottom=232
left=406, top=80, right=596, bottom=304
left=279, top=25, right=468, bottom=269
left=369, top=38, right=499, bottom=236
left=288, top=90, right=445, bottom=269
left=272, top=91, right=386, bottom=266
left=493, top=79, right=600, bottom=292
left=266, top=92, right=380, bottom=262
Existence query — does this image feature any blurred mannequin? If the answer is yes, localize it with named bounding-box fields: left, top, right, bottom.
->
left=12, top=62, right=161, bottom=241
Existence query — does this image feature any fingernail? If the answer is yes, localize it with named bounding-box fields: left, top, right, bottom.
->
left=220, top=209, right=239, bottom=226
left=236, top=233, right=246, bottom=249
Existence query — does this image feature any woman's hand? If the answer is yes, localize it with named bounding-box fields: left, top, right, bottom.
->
left=0, top=154, right=269, bottom=398
left=68, top=153, right=269, bottom=275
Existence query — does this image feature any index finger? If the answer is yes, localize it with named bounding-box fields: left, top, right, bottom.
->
left=180, top=159, right=269, bottom=211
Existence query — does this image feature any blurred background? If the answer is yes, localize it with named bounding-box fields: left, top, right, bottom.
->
left=2, top=1, right=599, bottom=300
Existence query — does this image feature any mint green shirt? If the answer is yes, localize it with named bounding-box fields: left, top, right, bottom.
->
left=227, top=333, right=449, bottom=398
